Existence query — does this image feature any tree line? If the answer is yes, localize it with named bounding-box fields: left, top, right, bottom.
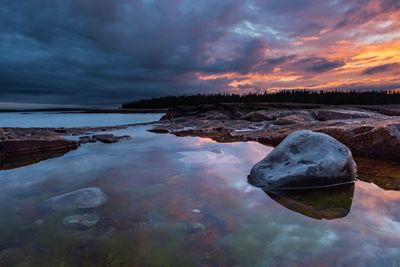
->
left=121, top=90, right=400, bottom=109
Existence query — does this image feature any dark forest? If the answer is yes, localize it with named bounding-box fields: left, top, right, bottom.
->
left=121, top=90, right=400, bottom=108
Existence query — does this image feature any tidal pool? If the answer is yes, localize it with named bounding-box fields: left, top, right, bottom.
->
left=0, top=124, right=400, bottom=266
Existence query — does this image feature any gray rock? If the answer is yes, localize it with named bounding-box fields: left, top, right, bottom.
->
left=248, top=130, right=357, bottom=189
left=78, top=135, right=96, bottom=144
left=314, top=109, right=373, bottom=121
left=63, top=214, right=99, bottom=229
left=92, top=134, right=131, bottom=143
left=241, top=111, right=274, bottom=122
left=41, top=187, right=108, bottom=211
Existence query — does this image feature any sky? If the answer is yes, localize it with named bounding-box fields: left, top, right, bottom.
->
left=0, top=0, right=399, bottom=106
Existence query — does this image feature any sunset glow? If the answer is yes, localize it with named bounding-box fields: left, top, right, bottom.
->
left=0, top=0, right=399, bottom=104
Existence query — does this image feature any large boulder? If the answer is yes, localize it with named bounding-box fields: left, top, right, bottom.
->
left=40, top=187, right=108, bottom=211
left=248, top=130, right=357, bottom=189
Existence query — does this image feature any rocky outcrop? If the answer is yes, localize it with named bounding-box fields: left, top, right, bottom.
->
left=151, top=103, right=400, bottom=161
left=313, top=109, right=374, bottom=121
left=0, top=130, right=79, bottom=170
left=0, top=124, right=136, bottom=169
left=248, top=130, right=357, bottom=189
left=40, top=187, right=108, bottom=211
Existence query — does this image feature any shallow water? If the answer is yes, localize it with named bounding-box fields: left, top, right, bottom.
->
left=0, top=122, right=400, bottom=266
left=0, top=112, right=162, bottom=127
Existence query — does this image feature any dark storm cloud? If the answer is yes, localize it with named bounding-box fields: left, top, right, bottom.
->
left=335, top=0, right=400, bottom=29
left=0, top=0, right=249, bottom=104
left=0, top=0, right=399, bottom=105
left=206, top=38, right=270, bottom=74
left=362, top=63, right=400, bottom=75
left=293, top=57, right=345, bottom=73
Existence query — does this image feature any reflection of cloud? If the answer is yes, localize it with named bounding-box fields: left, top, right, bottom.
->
left=221, top=217, right=341, bottom=265
left=221, top=178, right=400, bottom=265
left=177, top=141, right=271, bottom=191
left=178, top=151, right=240, bottom=165
left=377, top=217, right=400, bottom=236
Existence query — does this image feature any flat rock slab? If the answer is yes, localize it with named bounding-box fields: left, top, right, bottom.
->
left=63, top=214, right=100, bottom=229
left=41, top=187, right=108, bottom=211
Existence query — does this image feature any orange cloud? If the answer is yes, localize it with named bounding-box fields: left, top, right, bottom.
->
left=196, top=37, right=400, bottom=91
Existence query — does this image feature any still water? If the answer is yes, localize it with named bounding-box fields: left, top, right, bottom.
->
left=0, top=112, right=162, bottom=127
left=0, top=117, right=399, bottom=266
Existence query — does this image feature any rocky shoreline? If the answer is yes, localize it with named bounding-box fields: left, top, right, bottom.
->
left=2, top=104, right=400, bottom=191
left=150, top=103, right=400, bottom=161
left=0, top=122, right=150, bottom=170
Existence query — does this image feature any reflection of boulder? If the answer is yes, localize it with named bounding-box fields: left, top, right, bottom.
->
left=264, top=183, right=354, bottom=220
left=249, top=130, right=357, bottom=189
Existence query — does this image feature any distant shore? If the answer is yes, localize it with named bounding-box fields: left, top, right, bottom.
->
left=0, top=108, right=168, bottom=114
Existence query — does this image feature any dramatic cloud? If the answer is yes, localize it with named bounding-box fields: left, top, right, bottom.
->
left=0, top=0, right=399, bottom=105
left=362, top=63, right=400, bottom=75
left=293, top=57, right=345, bottom=73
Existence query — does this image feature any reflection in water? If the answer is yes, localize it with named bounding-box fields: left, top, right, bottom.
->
left=0, top=124, right=400, bottom=266
left=264, top=183, right=355, bottom=220
left=0, top=112, right=163, bottom=128
left=356, top=158, right=400, bottom=191
left=0, top=148, right=75, bottom=170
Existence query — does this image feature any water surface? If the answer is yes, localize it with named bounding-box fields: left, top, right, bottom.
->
left=0, top=112, right=162, bottom=127
left=0, top=117, right=399, bottom=266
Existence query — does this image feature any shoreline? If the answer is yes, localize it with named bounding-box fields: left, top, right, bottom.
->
left=0, top=120, right=159, bottom=170
left=1, top=103, right=400, bottom=191
left=150, top=102, right=400, bottom=161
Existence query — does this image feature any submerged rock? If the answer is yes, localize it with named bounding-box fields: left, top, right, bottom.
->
left=249, top=130, right=357, bottom=189
left=63, top=214, right=100, bottom=229
left=190, top=222, right=207, bottom=230
left=41, top=187, right=108, bottom=211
